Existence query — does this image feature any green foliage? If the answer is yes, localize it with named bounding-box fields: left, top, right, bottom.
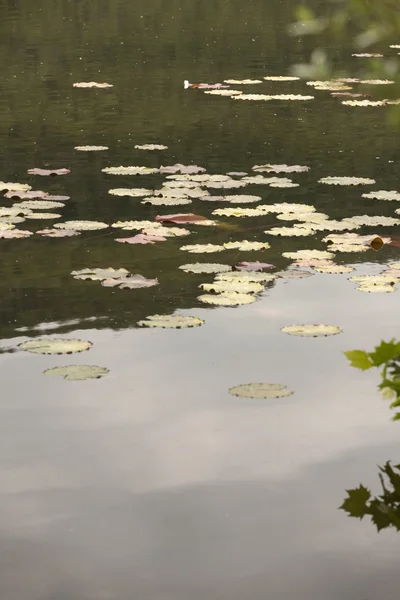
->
left=340, top=463, right=400, bottom=531
left=345, top=339, right=400, bottom=419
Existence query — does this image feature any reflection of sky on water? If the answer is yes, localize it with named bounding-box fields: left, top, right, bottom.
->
left=0, top=262, right=399, bottom=599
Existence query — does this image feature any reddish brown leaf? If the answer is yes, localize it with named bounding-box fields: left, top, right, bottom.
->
left=155, top=213, right=208, bottom=224
left=235, top=261, right=275, bottom=271
left=27, top=168, right=71, bottom=176
left=115, top=234, right=167, bottom=244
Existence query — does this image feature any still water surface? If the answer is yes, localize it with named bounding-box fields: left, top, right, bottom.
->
left=0, top=1, right=399, bottom=598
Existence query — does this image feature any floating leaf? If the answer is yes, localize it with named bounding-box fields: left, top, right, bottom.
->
left=265, top=226, right=315, bottom=236
left=25, top=212, right=62, bottom=220
left=224, top=79, right=262, bottom=84
left=227, top=171, right=248, bottom=177
left=102, top=166, right=158, bottom=175
left=205, top=89, right=243, bottom=96
left=134, top=144, right=168, bottom=150
left=212, top=207, right=266, bottom=217
left=345, top=215, right=400, bottom=227
left=55, top=220, right=108, bottom=231
left=281, top=324, right=342, bottom=337
left=168, top=174, right=230, bottom=182
left=292, top=258, right=334, bottom=268
left=142, top=197, right=191, bottom=206
left=313, top=264, right=354, bottom=274
left=0, top=222, right=15, bottom=231
left=36, top=228, right=80, bottom=238
left=241, top=175, right=293, bottom=185
left=73, top=81, right=113, bottom=88
left=356, top=284, right=396, bottom=293
left=223, top=194, right=261, bottom=203
left=282, top=249, right=334, bottom=259
left=342, top=100, right=387, bottom=107
left=362, top=190, right=400, bottom=201
left=323, top=232, right=390, bottom=251
left=0, top=181, right=31, bottom=192
left=198, top=292, right=256, bottom=305
left=216, top=272, right=276, bottom=283
left=228, top=383, right=294, bottom=399
left=359, top=79, right=394, bottom=85
left=275, top=269, right=313, bottom=279
left=108, top=188, right=153, bottom=197
left=15, top=200, right=65, bottom=209
left=155, top=213, right=209, bottom=224
left=252, top=164, right=309, bottom=173
left=19, top=337, right=92, bottom=354
left=138, top=314, right=204, bottom=328
left=352, top=53, right=383, bottom=57
left=200, top=281, right=264, bottom=294
left=159, top=164, right=206, bottom=174
left=142, top=225, right=190, bottom=237
left=224, top=240, right=270, bottom=251
left=350, top=275, right=400, bottom=285
left=156, top=186, right=203, bottom=197
left=111, top=220, right=155, bottom=230
left=5, top=189, right=48, bottom=199
left=27, top=168, right=70, bottom=176
left=102, top=274, right=158, bottom=289
left=0, top=206, right=31, bottom=216
left=276, top=212, right=327, bottom=222
left=180, top=243, right=225, bottom=253
left=263, top=76, right=299, bottom=81
left=235, top=261, right=274, bottom=271
left=0, top=216, right=26, bottom=224
left=0, top=228, right=33, bottom=239
left=44, top=365, right=109, bottom=380
left=307, top=80, right=352, bottom=91
left=71, top=267, right=130, bottom=281
left=75, top=145, right=109, bottom=151
left=179, top=263, right=232, bottom=274
left=204, top=179, right=247, bottom=189
left=318, top=176, right=375, bottom=185
left=184, top=81, right=229, bottom=90
left=234, top=94, right=314, bottom=101
left=115, top=233, right=166, bottom=244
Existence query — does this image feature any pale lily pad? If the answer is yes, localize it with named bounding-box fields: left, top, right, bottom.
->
left=323, top=233, right=390, bottom=251
left=318, top=176, right=375, bottom=185
left=241, top=175, right=292, bottom=185
left=155, top=213, right=208, bottom=224
left=234, top=94, right=314, bottom=101
left=313, top=264, right=354, bottom=274
left=102, top=166, right=158, bottom=175
left=275, top=270, right=313, bottom=279
left=216, top=272, right=276, bottom=282
left=345, top=215, right=400, bottom=226
left=75, top=146, right=109, bottom=151
left=28, top=168, right=70, bottom=176
left=159, top=164, right=206, bottom=175
left=15, top=200, right=65, bottom=209
left=108, top=188, right=153, bottom=197
left=0, top=216, right=26, bottom=224
left=138, top=314, right=204, bottom=328
left=157, top=187, right=203, bottom=198
left=180, top=244, right=225, bottom=253
left=342, top=100, right=387, bottom=107
left=134, top=144, right=168, bottom=150
left=235, top=261, right=274, bottom=271
left=44, top=365, right=109, bottom=380
left=224, top=240, right=270, bottom=251
left=269, top=181, right=299, bottom=188
left=224, top=195, right=261, bottom=203
left=111, top=220, right=155, bottom=230
left=102, top=275, right=158, bottom=289
left=359, top=79, right=394, bottom=85
left=0, top=222, right=15, bottom=230
left=25, top=212, right=62, bottom=220
left=169, top=174, right=230, bottom=182
left=5, top=190, right=47, bottom=199
left=282, top=249, right=334, bottom=260
left=73, top=81, right=113, bottom=88
left=200, top=281, right=264, bottom=294
left=37, top=228, right=80, bottom=238
left=19, top=337, right=92, bottom=354
left=263, top=76, right=300, bottom=81
left=204, top=180, right=247, bottom=190
left=143, top=225, right=190, bottom=237
left=224, top=79, right=262, bottom=84
left=179, top=263, right=232, bottom=274
left=281, top=324, right=342, bottom=337
left=205, top=89, right=243, bottom=96
left=356, top=284, right=397, bottom=293
left=264, top=203, right=316, bottom=214
left=0, top=181, right=31, bottom=192
left=198, top=292, right=256, bottom=306
left=55, top=220, right=108, bottom=231
left=276, top=212, right=328, bottom=222
left=212, top=207, right=266, bottom=217
left=252, top=164, right=309, bottom=173
left=265, top=226, right=315, bottom=236
left=304, top=219, right=361, bottom=232
left=229, top=383, right=293, bottom=399
left=142, top=197, right=191, bottom=206
left=292, top=258, right=334, bottom=268
left=0, top=207, right=31, bottom=216
left=115, top=234, right=166, bottom=244
left=0, top=228, right=33, bottom=239
left=71, top=267, right=130, bottom=281
left=362, top=190, right=400, bottom=201
left=163, top=180, right=201, bottom=189
left=349, top=275, right=400, bottom=285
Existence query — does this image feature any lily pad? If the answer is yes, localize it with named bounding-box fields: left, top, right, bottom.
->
left=73, top=81, right=113, bottom=88
left=313, top=264, right=354, bottom=274
left=345, top=215, right=400, bottom=226
left=198, top=292, right=256, bottom=306
left=200, top=281, right=264, bottom=294
left=102, top=275, right=158, bottom=289
left=25, top=212, right=62, bottom=220
left=205, top=89, right=243, bottom=96
left=138, top=314, right=204, bottom=328
left=0, top=229, right=33, bottom=239
left=179, top=263, right=232, bottom=274
left=5, top=190, right=48, bottom=199
left=36, top=228, right=80, bottom=238
left=44, top=365, right=109, bottom=380
left=0, top=181, right=31, bottom=192
left=102, top=166, right=158, bottom=175
left=224, top=240, right=270, bottom=251
left=235, top=261, right=274, bottom=271
left=281, top=324, right=342, bottom=337
left=318, top=176, right=375, bottom=185
left=212, top=207, right=266, bottom=217
left=142, top=225, right=191, bottom=237
left=159, top=164, right=206, bottom=175
left=111, top=220, right=155, bottom=230
left=142, top=197, right=191, bottom=206
left=15, top=200, right=65, bottom=209
left=71, top=267, right=130, bottom=281
left=108, top=188, right=153, bottom=197
left=356, top=284, right=397, bottom=293
left=362, top=190, right=400, bottom=201
left=216, top=272, right=276, bottom=282
left=265, top=226, right=315, bottom=236
left=134, top=144, right=168, bottom=150
left=234, top=94, right=314, bottom=101
left=19, top=337, right=92, bottom=354
left=27, top=168, right=70, bottom=176
left=156, top=213, right=208, bottom=224
left=275, top=270, right=313, bottom=279
left=204, top=180, right=247, bottom=189
left=228, top=383, right=293, bottom=399
left=342, top=100, right=387, bottom=107
left=252, top=164, right=309, bottom=173
left=115, top=233, right=166, bottom=244
left=282, top=249, right=334, bottom=260
left=224, top=79, right=262, bottom=84
left=0, top=222, right=15, bottom=231
left=74, top=145, right=109, bottom=151
left=55, top=220, right=108, bottom=231
left=180, top=244, right=225, bottom=253
left=241, top=175, right=292, bottom=185
left=224, top=195, right=261, bottom=203
left=263, top=76, right=299, bottom=81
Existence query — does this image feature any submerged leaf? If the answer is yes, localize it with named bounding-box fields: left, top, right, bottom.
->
left=229, top=383, right=293, bottom=398
left=138, top=314, right=204, bottom=328
left=19, top=337, right=92, bottom=354
left=44, top=365, right=109, bottom=380
left=281, top=324, right=342, bottom=337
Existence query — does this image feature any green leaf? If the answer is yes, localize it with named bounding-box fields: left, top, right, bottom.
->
left=344, top=350, right=373, bottom=371
left=369, top=340, right=400, bottom=367
left=295, top=6, right=315, bottom=22
left=339, top=485, right=371, bottom=518
left=369, top=500, right=393, bottom=531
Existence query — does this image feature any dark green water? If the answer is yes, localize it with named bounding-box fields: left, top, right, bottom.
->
left=0, top=1, right=399, bottom=599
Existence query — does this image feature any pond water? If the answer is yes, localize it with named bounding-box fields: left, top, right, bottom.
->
left=0, top=1, right=399, bottom=599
